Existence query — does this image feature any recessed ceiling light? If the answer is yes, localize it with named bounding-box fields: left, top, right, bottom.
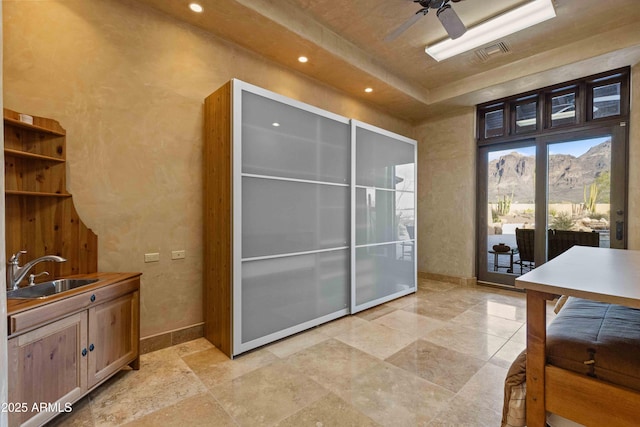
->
left=189, top=3, right=203, bottom=13
left=298, top=56, right=308, bottom=63
left=365, top=88, right=373, bottom=93
left=272, top=122, right=280, bottom=127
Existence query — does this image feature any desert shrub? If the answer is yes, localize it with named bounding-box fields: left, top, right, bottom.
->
left=588, top=212, right=609, bottom=221
left=550, top=211, right=573, bottom=230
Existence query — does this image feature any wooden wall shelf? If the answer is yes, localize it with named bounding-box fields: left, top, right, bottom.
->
left=5, top=190, right=71, bottom=197
left=4, top=108, right=97, bottom=281
left=3, top=113, right=66, bottom=136
left=4, top=148, right=66, bottom=162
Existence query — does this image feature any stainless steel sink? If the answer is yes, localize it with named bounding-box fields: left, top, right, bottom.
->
left=7, top=278, right=99, bottom=299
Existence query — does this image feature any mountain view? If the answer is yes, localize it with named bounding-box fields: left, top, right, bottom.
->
left=488, top=140, right=611, bottom=204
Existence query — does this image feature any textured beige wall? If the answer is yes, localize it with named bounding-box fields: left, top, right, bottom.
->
left=415, top=109, right=476, bottom=279
left=1, top=4, right=8, bottom=424
left=3, top=0, right=412, bottom=337
left=628, top=63, right=640, bottom=249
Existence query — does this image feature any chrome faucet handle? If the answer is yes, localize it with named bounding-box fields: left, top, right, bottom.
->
left=9, top=250, right=28, bottom=265
left=28, top=271, right=49, bottom=286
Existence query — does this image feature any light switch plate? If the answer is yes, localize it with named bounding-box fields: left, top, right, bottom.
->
left=171, top=250, right=186, bottom=260
left=144, top=252, right=160, bottom=262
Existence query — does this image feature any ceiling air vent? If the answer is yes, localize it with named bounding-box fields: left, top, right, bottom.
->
left=475, top=41, right=510, bottom=62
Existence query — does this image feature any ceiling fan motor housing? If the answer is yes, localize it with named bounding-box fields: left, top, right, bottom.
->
left=416, top=0, right=446, bottom=8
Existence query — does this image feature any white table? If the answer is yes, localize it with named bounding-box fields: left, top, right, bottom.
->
left=515, top=246, right=640, bottom=427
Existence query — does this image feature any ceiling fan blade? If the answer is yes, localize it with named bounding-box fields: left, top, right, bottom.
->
left=384, top=10, right=427, bottom=42
left=437, top=4, right=466, bottom=39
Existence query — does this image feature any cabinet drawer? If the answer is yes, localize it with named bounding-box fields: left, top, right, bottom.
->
left=9, top=277, right=140, bottom=336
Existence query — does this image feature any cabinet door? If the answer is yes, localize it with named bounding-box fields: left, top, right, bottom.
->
left=352, top=121, right=417, bottom=313
left=87, top=291, right=139, bottom=389
left=8, top=311, right=87, bottom=427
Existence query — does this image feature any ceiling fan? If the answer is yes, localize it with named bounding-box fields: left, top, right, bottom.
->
left=385, top=0, right=466, bottom=42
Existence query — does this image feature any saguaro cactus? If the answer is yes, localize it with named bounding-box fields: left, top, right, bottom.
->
left=583, top=181, right=598, bottom=214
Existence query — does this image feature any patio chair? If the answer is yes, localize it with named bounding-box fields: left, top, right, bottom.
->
left=548, top=229, right=599, bottom=260
left=514, top=228, right=535, bottom=274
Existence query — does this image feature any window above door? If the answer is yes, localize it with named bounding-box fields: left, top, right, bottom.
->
left=477, top=67, right=629, bottom=143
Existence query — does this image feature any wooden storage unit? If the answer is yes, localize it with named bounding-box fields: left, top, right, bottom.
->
left=7, top=274, right=140, bottom=427
left=203, top=80, right=416, bottom=358
left=3, top=108, right=97, bottom=281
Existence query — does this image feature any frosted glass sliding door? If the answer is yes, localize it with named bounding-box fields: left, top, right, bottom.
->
left=233, top=81, right=351, bottom=354
left=351, top=121, right=417, bottom=313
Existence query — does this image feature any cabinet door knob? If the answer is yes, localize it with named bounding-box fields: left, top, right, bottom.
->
left=82, top=348, right=87, bottom=357
left=89, top=344, right=95, bottom=352
left=90, top=294, right=96, bottom=302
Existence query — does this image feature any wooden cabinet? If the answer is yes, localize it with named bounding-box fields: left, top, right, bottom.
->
left=88, top=290, right=139, bottom=388
left=8, top=312, right=87, bottom=427
left=3, top=108, right=97, bottom=281
left=7, top=275, right=140, bottom=427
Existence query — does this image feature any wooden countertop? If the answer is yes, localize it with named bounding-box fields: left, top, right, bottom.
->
left=6, top=272, right=141, bottom=316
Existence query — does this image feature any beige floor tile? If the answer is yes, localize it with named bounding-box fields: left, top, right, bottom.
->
left=275, top=393, right=380, bottom=427
left=451, top=309, right=524, bottom=339
left=173, top=337, right=215, bottom=358
left=489, top=339, right=526, bottom=369
left=373, top=310, right=446, bottom=338
left=432, top=288, right=491, bottom=306
left=340, top=363, right=454, bottom=426
left=334, top=321, right=416, bottom=359
left=402, top=297, right=478, bottom=321
left=210, top=361, right=329, bottom=427
left=418, top=280, right=457, bottom=292
left=428, top=395, right=502, bottom=427
left=285, top=339, right=384, bottom=397
left=89, top=350, right=207, bottom=426
left=265, top=328, right=329, bottom=358
left=48, top=396, right=94, bottom=427
left=355, top=303, right=397, bottom=321
left=510, top=324, right=527, bottom=344
left=457, top=363, right=509, bottom=412
left=384, top=294, right=420, bottom=309
left=386, top=339, right=485, bottom=393
left=422, top=324, right=507, bottom=361
left=470, top=299, right=527, bottom=322
left=182, top=346, right=279, bottom=389
left=65, top=282, right=533, bottom=425
left=314, top=315, right=370, bottom=337
left=122, top=393, right=235, bottom=427
left=485, top=290, right=527, bottom=306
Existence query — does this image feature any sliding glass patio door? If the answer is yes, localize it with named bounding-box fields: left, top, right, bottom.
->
left=477, top=124, right=627, bottom=286
left=478, top=141, right=536, bottom=285
left=476, top=68, right=629, bottom=287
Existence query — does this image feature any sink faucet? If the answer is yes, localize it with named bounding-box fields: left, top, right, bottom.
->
left=6, top=250, right=67, bottom=291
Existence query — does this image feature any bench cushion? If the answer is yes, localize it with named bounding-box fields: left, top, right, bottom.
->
left=547, top=297, right=640, bottom=391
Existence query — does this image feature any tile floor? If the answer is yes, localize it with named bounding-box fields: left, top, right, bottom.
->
left=49, top=280, right=556, bottom=427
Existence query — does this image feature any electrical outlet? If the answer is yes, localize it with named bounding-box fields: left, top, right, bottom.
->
left=171, top=250, right=186, bottom=260
left=144, top=252, right=160, bottom=263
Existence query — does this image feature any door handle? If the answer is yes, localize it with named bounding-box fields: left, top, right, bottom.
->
left=616, top=221, right=624, bottom=241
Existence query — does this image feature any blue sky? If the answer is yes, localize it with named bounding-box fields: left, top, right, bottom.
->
left=488, top=136, right=610, bottom=161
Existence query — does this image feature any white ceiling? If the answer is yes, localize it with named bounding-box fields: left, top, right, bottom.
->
left=134, top=0, right=640, bottom=123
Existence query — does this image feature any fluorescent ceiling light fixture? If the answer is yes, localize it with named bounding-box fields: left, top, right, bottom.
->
left=189, top=3, right=203, bottom=13
left=425, top=0, right=556, bottom=62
